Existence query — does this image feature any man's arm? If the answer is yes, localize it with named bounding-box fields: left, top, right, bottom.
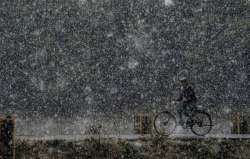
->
left=187, top=86, right=197, bottom=101
left=176, top=90, right=183, bottom=102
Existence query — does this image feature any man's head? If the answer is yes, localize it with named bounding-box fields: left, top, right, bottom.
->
left=179, top=77, right=188, bottom=87
left=6, top=115, right=12, bottom=122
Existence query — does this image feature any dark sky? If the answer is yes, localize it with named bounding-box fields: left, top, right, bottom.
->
left=0, top=0, right=249, bottom=118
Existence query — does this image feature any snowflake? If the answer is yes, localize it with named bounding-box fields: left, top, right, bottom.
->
left=128, top=58, right=139, bottom=69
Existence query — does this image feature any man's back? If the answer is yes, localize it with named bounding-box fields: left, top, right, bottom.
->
left=177, top=85, right=197, bottom=103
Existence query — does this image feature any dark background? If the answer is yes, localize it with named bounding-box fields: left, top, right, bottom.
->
left=0, top=0, right=249, bottom=118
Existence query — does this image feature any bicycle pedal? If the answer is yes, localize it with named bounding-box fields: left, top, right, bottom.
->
left=185, top=122, right=192, bottom=128
left=183, top=123, right=188, bottom=128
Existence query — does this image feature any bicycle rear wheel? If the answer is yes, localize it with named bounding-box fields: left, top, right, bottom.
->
left=154, top=111, right=177, bottom=136
left=190, top=111, right=212, bottom=136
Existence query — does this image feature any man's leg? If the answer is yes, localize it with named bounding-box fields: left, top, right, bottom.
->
left=177, top=104, right=184, bottom=126
left=186, top=101, right=197, bottom=115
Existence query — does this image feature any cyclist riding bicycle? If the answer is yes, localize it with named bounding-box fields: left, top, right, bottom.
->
left=174, top=77, right=197, bottom=127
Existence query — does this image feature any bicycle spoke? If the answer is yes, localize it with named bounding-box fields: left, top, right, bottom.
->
left=154, top=111, right=176, bottom=136
left=190, top=111, right=212, bottom=136
left=163, top=118, right=170, bottom=126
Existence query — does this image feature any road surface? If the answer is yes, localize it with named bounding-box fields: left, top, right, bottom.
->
left=16, top=134, right=250, bottom=141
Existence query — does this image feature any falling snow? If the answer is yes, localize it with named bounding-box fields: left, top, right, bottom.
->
left=0, top=0, right=249, bottom=157
left=128, top=58, right=139, bottom=69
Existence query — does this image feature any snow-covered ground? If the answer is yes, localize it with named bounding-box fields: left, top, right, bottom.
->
left=16, top=118, right=247, bottom=141
left=15, top=114, right=233, bottom=134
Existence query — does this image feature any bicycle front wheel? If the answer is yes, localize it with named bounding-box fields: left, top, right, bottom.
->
left=190, top=111, right=212, bottom=136
left=154, top=111, right=177, bottom=136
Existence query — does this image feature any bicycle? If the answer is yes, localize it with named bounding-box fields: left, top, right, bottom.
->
left=153, top=103, right=213, bottom=136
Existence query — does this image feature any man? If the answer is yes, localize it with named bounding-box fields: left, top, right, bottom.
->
left=175, top=77, right=197, bottom=127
